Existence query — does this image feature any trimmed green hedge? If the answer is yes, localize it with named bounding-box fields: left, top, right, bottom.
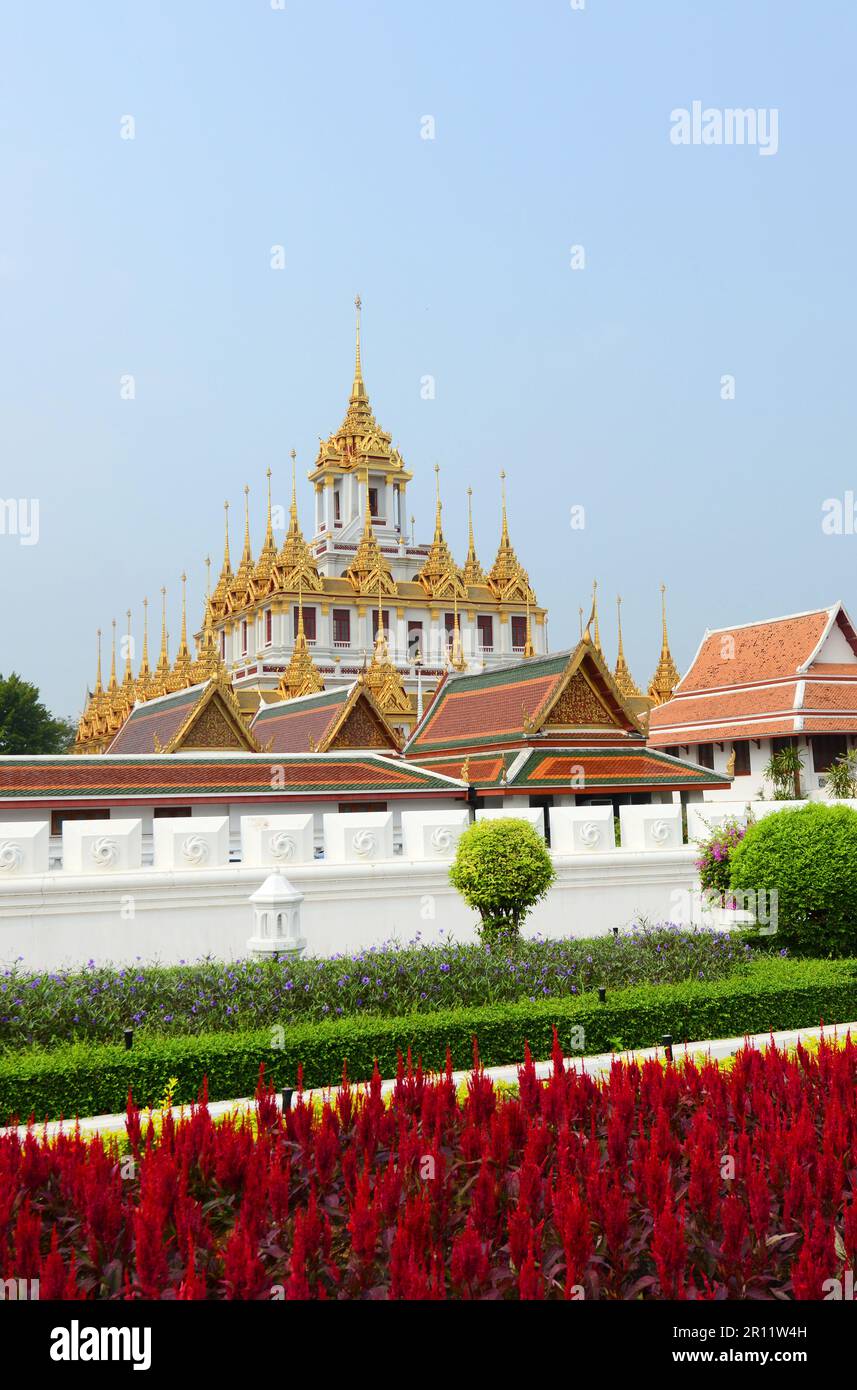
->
left=3, top=957, right=857, bottom=1123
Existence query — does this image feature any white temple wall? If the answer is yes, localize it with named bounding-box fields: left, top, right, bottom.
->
left=0, top=849, right=703, bottom=973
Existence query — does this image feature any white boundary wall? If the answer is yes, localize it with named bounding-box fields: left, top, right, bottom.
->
left=0, top=800, right=826, bottom=971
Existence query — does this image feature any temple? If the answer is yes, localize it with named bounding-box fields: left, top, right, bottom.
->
left=648, top=602, right=857, bottom=799
left=72, top=300, right=683, bottom=762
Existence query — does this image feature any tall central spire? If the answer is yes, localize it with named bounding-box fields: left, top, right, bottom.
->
left=352, top=293, right=367, bottom=403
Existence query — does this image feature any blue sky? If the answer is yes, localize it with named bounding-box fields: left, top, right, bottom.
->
left=2, top=0, right=856, bottom=716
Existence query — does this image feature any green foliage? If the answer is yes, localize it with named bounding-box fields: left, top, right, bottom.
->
left=730, top=803, right=857, bottom=955
left=762, top=745, right=804, bottom=800
left=448, top=817, right=555, bottom=944
left=0, top=672, right=75, bottom=754
left=825, top=750, right=857, bottom=800
left=0, top=924, right=755, bottom=1052
left=3, top=957, right=855, bottom=1123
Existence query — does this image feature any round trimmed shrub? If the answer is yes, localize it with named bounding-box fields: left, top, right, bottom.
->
left=449, top=817, right=556, bottom=946
left=729, top=803, right=857, bottom=955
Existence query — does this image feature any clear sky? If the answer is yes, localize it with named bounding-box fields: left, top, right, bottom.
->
left=2, top=0, right=856, bottom=718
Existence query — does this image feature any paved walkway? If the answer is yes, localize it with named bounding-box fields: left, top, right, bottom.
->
left=3, top=1019, right=854, bottom=1142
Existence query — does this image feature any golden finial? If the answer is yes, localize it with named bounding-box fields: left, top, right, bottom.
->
left=523, top=589, right=535, bottom=659
left=290, top=448, right=298, bottom=524
left=242, top=484, right=252, bottom=561
left=205, top=555, right=211, bottom=599
left=591, top=579, right=604, bottom=658
left=108, top=619, right=118, bottom=693
left=223, top=500, right=231, bottom=567
left=648, top=582, right=681, bottom=705
left=499, top=469, right=510, bottom=547
left=264, top=467, right=274, bottom=546
left=95, top=628, right=103, bottom=694
left=613, top=594, right=642, bottom=699
left=139, top=598, right=150, bottom=678
left=460, top=755, right=471, bottom=783
left=172, top=571, right=192, bottom=679
left=579, top=606, right=584, bottom=639
left=123, top=608, right=134, bottom=687
left=450, top=588, right=466, bottom=671
left=462, top=485, right=484, bottom=586
left=157, top=586, right=170, bottom=673
left=410, top=514, right=415, bottom=545
left=352, top=293, right=366, bottom=402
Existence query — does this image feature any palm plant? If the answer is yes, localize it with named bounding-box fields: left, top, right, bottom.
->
left=762, top=745, right=805, bottom=800
left=825, top=749, right=857, bottom=800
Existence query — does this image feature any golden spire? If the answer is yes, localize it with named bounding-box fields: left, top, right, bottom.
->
left=94, top=627, right=104, bottom=695
left=170, top=572, right=193, bottom=688
left=613, top=594, right=641, bottom=698
left=487, top=470, right=536, bottom=604
left=211, top=501, right=233, bottom=615
left=156, top=587, right=170, bottom=676
left=227, top=485, right=255, bottom=608
left=108, top=619, right=118, bottom=694
left=648, top=582, right=681, bottom=706
left=253, top=467, right=278, bottom=590
left=277, top=577, right=324, bottom=700
left=450, top=588, right=466, bottom=671
left=352, top=293, right=367, bottom=403
left=461, top=486, right=484, bottom=586
left=139, top=599, right=150, bottom=678
left=276, top=449, right=322, bottom=593
left=191, top=557, right=225, bottom=684
left=364, top=575, right=411, bottom=717
left=417, top=463, right=465, bottom=598
left=591, top=580, right=604, bottom=659
left=122, top=609, right=134, bottom=689
left=345, top=469, right=396, bottom=595
left=523, top=589, right=536, bottom=659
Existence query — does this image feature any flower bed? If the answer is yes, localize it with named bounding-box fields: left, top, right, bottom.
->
left=2, top=1035, right=856, bottom=1299
left=2, top=957, right=855, bottom=1123
left=0, top=923, right=759, bottom=1051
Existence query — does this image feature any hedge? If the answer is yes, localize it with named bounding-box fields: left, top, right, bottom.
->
left=3, top=957, right=857, bottom=1124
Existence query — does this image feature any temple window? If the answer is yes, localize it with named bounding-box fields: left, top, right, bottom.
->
left=511, top=615, right=527, bottom=651
left=408, top=621, right=423, bottom=660
left=695, top=743, right=715, bottom=770
left=477, top=615, right=494, bottom=651
left=264, top=609, right=272, bottom=646
left=333, top=608, right=351, bottom=646
left=241, top=620, right=248, bottom=655
left=369, top=487, right=379, bottom=518
left=294, top=607, right=317, bottom=643
left=333, top=488, right=341, bottom=524
left=812, top=733, right=848, bottom=773
left=220, top=630, right=226, bottom=659
left=51, top=808, right=110, bottom=835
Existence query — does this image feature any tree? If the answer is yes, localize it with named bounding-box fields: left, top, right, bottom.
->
left=729, top=803, right=857, bottom=956
left=449, top=818, right=556, bottom=946
left=0, top=673, right=76, bottom=754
